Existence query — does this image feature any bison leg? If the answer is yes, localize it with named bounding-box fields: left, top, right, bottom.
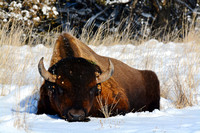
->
left=37, top=84, right=57, bottom=115
left=37, top=97, right=49, bottom=114
left=37, top=96, right=57, bottom=115
left=37, top=99, right=46, bottom=114
left=148, top=98, right=160, bottom=112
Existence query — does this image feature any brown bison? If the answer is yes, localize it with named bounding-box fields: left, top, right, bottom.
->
left=37, top=33, right=160, bottom=122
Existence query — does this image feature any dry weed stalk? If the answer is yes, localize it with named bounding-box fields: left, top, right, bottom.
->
left=13, top=60, right=30, bottom=131
left=173, top=71, right=192, bottom=108
left=96, top=94, right=120, bottom=118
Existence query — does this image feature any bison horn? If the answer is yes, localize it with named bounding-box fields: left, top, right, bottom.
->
left=96, top=59, right=114, bottom=84
left=38, top=57, right=56, bottom=83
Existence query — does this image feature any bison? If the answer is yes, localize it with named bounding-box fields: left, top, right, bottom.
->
left=37, top=33, right=160, bottom=122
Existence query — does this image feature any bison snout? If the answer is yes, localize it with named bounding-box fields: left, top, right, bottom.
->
left=67, top=109, right=86, bottom=122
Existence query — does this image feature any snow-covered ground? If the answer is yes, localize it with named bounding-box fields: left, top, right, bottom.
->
left=0, top=40, right=200, bottom=132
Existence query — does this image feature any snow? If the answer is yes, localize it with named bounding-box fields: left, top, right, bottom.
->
left=10, top=1, right=22, bottom=9
left=3, top=19, right=7, bottom=22
left=0, top=40, right=200, bottom=132
left=41, top=5, right=58, bottom=18
left=33, top=17, right=40, bottom=22
left=0, top=2, right=59, bottom=25
left=52, top=7, right=59, bottom=16
left=33, top=5, right=39, bottom=10
left=42, top=5, right=51, bottom=15
left=106, top=0, right=130, bottom=4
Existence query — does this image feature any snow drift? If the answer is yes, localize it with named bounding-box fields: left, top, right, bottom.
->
left=0, top=40, right=200, bottom=132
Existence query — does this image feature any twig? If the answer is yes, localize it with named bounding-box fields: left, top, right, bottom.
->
left=175, top=0, right=194, bottom=11
left=85, top=6, right=110, bottom=29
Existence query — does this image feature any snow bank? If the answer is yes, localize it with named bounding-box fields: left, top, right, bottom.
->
left=0, top=40, right=200, bottom=132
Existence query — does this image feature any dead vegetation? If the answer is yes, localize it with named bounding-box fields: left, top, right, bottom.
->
left=96, top=94, right=120, bottom=118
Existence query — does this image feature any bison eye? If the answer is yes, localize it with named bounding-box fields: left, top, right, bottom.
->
left=90, top=89, right=94, bottom=95
left=58, top=87, right=63, bottom=94
left=89, top=86, right=97, bottom=96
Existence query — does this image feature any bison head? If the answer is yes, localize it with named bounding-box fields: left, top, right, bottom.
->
left=38, top=57, right=114, bottom=122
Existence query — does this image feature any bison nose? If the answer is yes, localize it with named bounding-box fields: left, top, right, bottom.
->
left=68, top=109, right=85, bottom=121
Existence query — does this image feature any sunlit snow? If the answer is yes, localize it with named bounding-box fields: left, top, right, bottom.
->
left=0, top=40, right=200, bottom=132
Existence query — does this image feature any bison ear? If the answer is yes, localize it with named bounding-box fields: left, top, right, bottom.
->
left=96, top=59, right=114, bottom=84
left=38, top=57, right=57, bottom=83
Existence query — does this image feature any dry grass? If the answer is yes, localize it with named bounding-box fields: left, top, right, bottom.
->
left=0, top=20, right=58, bottom=85
left=76, top=19, right=136, bottom=46
left=158, top=38, right=200, bottom=108
left=96, top=94, right=120, bottom=118
left=0, top=21, right=58, bottom=131
left=77, top=17, right=192, bottom=46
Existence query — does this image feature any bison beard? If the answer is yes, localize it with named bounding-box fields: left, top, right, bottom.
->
left=37, top=33, right=160, bottom=122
